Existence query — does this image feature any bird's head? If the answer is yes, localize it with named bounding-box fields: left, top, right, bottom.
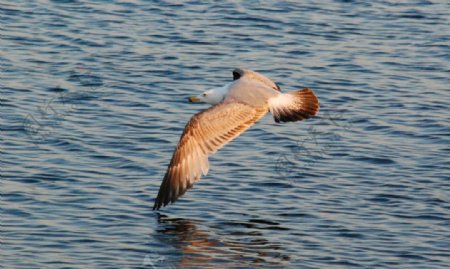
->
left=188, top=83, right=230, bottom=105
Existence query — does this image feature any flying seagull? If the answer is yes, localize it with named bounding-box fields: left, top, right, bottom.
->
left=153, top=68, right=319, bottom=210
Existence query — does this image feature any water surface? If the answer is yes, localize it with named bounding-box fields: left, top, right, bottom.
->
left=2, top=1, right=449, bottom=268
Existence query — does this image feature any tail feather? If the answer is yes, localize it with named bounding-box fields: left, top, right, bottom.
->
left=269, top=88, right=319, bottom=123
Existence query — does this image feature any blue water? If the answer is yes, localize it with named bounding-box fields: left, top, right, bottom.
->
left=2, top=1, right=449, bottom=268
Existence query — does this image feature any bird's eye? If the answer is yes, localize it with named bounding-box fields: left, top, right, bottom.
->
left=203, top=93, right=207, bottom=97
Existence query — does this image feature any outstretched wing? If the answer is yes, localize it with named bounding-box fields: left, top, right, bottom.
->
left=153, top=101, right=267, bottom=210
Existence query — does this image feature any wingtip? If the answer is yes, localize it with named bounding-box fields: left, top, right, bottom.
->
left=153, top=199, right=160, bottom=210
left=232, top=68, right=244, bottom=80
left=153, top=199, right=169, bottom=211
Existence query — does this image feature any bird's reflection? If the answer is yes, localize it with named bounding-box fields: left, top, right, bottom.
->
left=153, top=214, right=290, bottom=268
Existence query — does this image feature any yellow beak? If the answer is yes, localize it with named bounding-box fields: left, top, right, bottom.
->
left=188, top=96, right=201, bottom=102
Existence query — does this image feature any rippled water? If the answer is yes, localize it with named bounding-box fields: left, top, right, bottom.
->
left=2, top=1, right=449, bottom=268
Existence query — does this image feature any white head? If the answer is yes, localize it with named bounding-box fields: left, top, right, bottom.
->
left=188, top=83, right=231, bottom=105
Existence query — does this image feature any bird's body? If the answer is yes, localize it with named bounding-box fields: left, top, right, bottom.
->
left=228, top=79, right=277, bottom=107
left=153, top=68, right=319, bottom=210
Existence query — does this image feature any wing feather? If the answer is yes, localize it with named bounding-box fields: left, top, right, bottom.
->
left=153, top=101, right=267, bottom=210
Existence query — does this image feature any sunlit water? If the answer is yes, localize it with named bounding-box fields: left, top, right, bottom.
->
left=2, top=1, right=449, bottom=268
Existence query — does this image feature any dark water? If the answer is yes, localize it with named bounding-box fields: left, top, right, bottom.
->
left=2, top=1, right=449, bottom=268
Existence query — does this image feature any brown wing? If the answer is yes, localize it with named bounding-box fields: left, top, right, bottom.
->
left=153, top=101, right=268, bottom=210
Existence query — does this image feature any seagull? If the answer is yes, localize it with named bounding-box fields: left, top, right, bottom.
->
left=153, top=68, right=319, bottom=210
